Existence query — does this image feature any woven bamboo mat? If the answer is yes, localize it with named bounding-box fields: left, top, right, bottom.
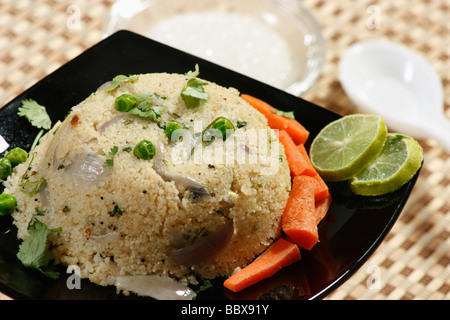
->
left=1, top=0, right=449, bottom=300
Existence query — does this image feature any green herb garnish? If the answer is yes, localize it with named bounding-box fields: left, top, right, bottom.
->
left=181, top=78, right=209, bottom=110
left=113, top=92, right=167, bottom=123
left=271, top=108, right=295, bottom=120
left=108, top=204, right=124, bottom=217
left=104, top=146, right=119, bottom=168
left=18, top=99, right=53, bottom=150
left=18, top=99, right=52, bottom=130
left=236, top=120, right=248, bottom=128
left=17, top=217, right=61, bottom=279
left=105, top=75, right=139, bottom=92
left=190, top=269, right=213, bottom=293
left=127, top=93, right=167, bottom=122
left=185, top=69, right=200, bottom=78
left=19, top=153, right=46, bottom=197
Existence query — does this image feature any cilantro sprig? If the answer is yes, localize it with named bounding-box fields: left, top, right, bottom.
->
left=18, top=99, right=52, bottom=130
left=128, top=93, right=167, bottom=122
left=271, top=108, right=295, bottom=120
left=181, top=68, right=209, bottom=110
left=105, top=75, right=139, bottom=92
left=19, top=152, right=46, bottom=197
left=17, top=215, right=61, bottom=279
left=190, top=269, right=213, bottom=294
left=108, top=204, right=124, bottom=217
left=104, top=146, right=119, bottom=168
left=18, top=99, right=53, bottom=151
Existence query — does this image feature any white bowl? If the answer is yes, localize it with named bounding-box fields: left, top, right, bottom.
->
left=103, top=0, right=326, bottom=96
left=339, top=39, right=448, bottom=149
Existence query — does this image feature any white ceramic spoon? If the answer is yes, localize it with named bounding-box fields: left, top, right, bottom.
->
left=339, top=39, right=448, bottom=150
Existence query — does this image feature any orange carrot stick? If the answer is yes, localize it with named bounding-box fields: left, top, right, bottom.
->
left=282, top=175, right=318, bottom=250
left=315, top=194, right=332, bottom=225
left=278, top=130, right=316, bottom=177
left=296, top=144, right=330, bottom=201
left=241, top=94, right=310, bottom=145
left=311, top=174, right=330, bottom=202
left=223, top=238, right=301, bottom=292
left=284, top=195, right=332, bottom=245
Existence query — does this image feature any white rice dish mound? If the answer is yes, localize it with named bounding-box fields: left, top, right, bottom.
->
left=4, top=72, right=290, bottom=291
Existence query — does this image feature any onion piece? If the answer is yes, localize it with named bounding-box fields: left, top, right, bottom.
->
left=154, top=144, right=209, bottom=197
left=223, top=196, right=234, bottom=207
left=91, top=232, right=120, bottom=243
left=37, top=181, right=50, bottom=208
left=97, top=115, right=131, bottom=133
left=115, top=275, right=196, bottom=300
left=170, top=219, right=234, bottom=266
left=64, top=152, right=110, bottom=189
left=96, top=81, right=112, bottom=91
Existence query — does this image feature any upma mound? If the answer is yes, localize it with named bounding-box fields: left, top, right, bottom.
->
left=5, top=72, right=291, bottom=288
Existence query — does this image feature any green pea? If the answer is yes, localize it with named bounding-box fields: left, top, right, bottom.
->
left=0, top=194, right=17, bottom=216
left=114, top=94, right=137, bottom=112
left=164, top=121, right=183, bottom=142
left=133, top=140, right=155, bottom=160
left=0, top=158, right=12, bottom=180
left=5, top=147, right=28, bottom=166
left=202, top=117, right=235, bottom=145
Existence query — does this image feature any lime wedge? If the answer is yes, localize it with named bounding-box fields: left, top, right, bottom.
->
left=349, top=133, right=423, bottom=196
left=310, top=114, right=387, bottom=181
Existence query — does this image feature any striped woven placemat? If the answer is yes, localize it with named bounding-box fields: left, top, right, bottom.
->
left=1, top=0, right=449, bottom=300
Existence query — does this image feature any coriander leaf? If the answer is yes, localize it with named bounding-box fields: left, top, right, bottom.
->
left=104, top=159, right=114, bottom=168
left=108, top=204, right=124, bottom=217
left=272, top=108, right=295, bottom=120
left=105, top=146, right=119, bottom=168
left=152, top=105, right=167, bottom=116
left=181, top=78, right=209, bottom=110
left=237, top=120, right=248, bottom=128
left=20, top=177, right=46, bottom=197
left=108, top=145, right=119, bottom=157
left=18, top=99, right=52, bottom=130
left=185, top=64, right=200, bottom=78
left=105, top=75, right=139, bottom=92
left=128, top=105, right=167, bottom=122
left=185, top=70, right=200, bottom=78
left=39, top=264, right=60, bottom=279
left=19, top=153, right=46, bottom=197
left=17, top=218, right=61, bottom=279
left=135, top=93, right=154, bottom=109
left=128, top=94, right=167, bottom=122
left=190, top=269, right=213, bottom=293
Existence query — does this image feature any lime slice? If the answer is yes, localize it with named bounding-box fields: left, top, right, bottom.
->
left=349, top=133, right=423, bottom=196
left=310, top=114, right=387, bottom=181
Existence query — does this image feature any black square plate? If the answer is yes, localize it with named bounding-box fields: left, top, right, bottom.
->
left=0, top=30, right=420, bottom=300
